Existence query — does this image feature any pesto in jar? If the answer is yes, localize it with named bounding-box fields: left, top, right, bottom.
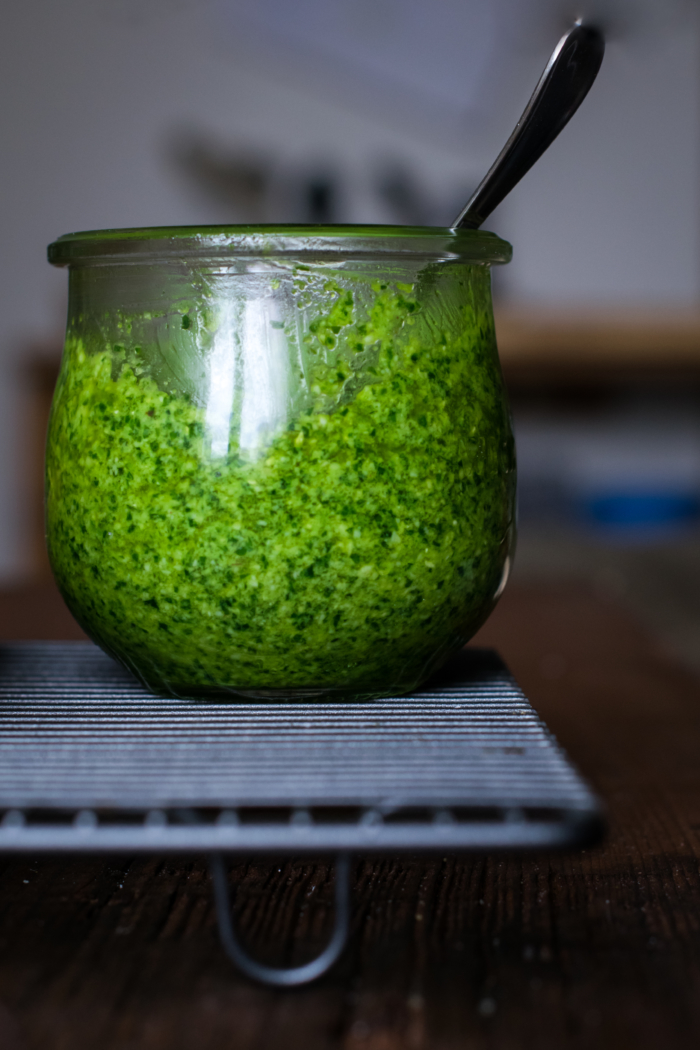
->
left=46, top=263, right=515, bottom=700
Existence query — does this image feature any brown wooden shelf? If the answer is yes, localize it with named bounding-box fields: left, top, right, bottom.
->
left=495, top=305, right=700, bottom=387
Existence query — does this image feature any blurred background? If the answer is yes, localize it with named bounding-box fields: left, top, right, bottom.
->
left=1, top=0, right=700, bottom=670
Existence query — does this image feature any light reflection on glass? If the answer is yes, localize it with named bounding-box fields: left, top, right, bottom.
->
left=205, top=297, right=237, bottom=459
left=239, top=298, right=290, bottom=456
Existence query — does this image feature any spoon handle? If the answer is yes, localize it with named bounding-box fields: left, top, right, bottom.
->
left=452, top=22, right=605, bottom=230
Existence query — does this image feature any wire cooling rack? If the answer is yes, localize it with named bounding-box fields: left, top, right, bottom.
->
left=0, top=641, right=603, bottom=984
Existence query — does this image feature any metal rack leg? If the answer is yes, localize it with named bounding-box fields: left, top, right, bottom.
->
left=209, top=853, right=351, bottom=987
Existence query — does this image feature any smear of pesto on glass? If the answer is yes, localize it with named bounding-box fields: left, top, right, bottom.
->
left=46, top=266, right=515, bottom=700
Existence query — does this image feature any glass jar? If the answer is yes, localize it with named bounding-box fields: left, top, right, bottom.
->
left=46, top=225, right=515, bottom=701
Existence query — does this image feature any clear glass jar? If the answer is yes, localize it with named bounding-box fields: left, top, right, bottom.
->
left=46, top=225, right=515, bottom=701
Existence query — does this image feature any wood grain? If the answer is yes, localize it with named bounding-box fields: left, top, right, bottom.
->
left=495, top=305, right=700, bottom=360
left=0, top=581, right=699, bottom=1049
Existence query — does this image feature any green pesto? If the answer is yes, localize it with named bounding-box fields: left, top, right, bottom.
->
left=46, top=269, right=515, bottom=701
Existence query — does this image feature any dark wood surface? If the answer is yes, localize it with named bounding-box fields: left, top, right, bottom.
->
left=0, top=581, right=699, bottom=1049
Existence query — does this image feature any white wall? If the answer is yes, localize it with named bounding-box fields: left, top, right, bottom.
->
left=495, top=26, right=700, bottom=303
left=0, top=0, right=698, bottom=578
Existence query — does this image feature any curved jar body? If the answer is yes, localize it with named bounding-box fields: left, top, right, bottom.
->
left=46, top=225, right=516, bottom=701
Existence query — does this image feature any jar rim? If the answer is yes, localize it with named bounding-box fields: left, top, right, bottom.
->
left=47, top=223, right=512, bottom=267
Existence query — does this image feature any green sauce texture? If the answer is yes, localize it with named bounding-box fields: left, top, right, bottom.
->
left=46, top=266, right=515, bottom=700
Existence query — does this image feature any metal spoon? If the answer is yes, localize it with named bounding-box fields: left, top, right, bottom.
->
left=452, top=21, right=605, bottom=230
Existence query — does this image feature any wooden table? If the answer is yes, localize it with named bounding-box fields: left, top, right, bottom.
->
left=0, top=581, right=699, bottom=1049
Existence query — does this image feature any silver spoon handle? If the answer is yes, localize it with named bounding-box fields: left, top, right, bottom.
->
left=452, top=22, right=605, bottom=230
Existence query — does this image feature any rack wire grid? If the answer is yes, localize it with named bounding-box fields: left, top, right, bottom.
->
left=0, top=641, right=603, bottom=985
left=0, top=641, right=602, bottom=855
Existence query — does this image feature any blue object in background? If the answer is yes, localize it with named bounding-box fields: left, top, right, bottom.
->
left=582, top=492, right=700, bottom=531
